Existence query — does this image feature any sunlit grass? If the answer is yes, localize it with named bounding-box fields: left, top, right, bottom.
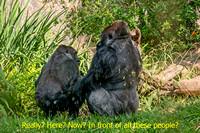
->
left=0, top=96, right=199, bottom=132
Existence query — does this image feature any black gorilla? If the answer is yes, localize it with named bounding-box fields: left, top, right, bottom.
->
left=35, top=45, right=82, bottom=118
left=74, top=20, right=142, bottom=116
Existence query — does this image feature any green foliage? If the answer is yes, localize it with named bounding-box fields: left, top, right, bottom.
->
left=66, top=0, right=138, bottom=43
left=137, top=0, right=200, bottom=46
left=77, top=37, right=93, bottom=75
left=0, top=0, right=69, bottom=116
left=67, top=0, right=199, bottom=53
left=0, top=68, right=16, bottom=117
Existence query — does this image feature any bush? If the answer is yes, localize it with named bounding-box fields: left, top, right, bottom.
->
left=0, top=0, right=68, bottom=116
left=0, top=68, right=17, bottom=117
left=137, top=0, right=200, bottom=46
left=67, top=0, right=200, bottom=52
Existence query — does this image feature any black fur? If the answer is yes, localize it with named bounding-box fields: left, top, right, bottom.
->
left=74, top=20, right=142, bottom=116
left=35, top=45, right=83, bottom=118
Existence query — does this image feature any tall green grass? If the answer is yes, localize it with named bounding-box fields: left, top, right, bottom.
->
left=0, top=0, right=71, bottom=117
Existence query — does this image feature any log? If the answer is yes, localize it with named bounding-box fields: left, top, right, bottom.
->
left=153, top=64, right=185, bottom=83
left=139, top=44, right=200, bottom=96
left=174, top=76, right=200, bottom=96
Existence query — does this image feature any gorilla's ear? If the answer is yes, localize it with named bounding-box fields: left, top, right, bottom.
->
left=130, top=27, right=141, bottom=55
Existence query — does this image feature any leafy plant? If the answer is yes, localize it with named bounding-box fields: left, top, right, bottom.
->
left=67, top=0, right=199, bottom=53
left=66, top=0, right=138, bottom=44
left=0, top=0, right=69, bottom=116
left=0, top=68, right=16, bottom=117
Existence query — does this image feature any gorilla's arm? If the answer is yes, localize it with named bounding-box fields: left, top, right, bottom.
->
left=73, top=46, right=118, bottom=94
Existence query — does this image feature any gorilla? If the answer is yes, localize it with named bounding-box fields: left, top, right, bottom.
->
left=35, top=45, right=83, bottom=118
left=74, top=20, right=142, bottom=116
